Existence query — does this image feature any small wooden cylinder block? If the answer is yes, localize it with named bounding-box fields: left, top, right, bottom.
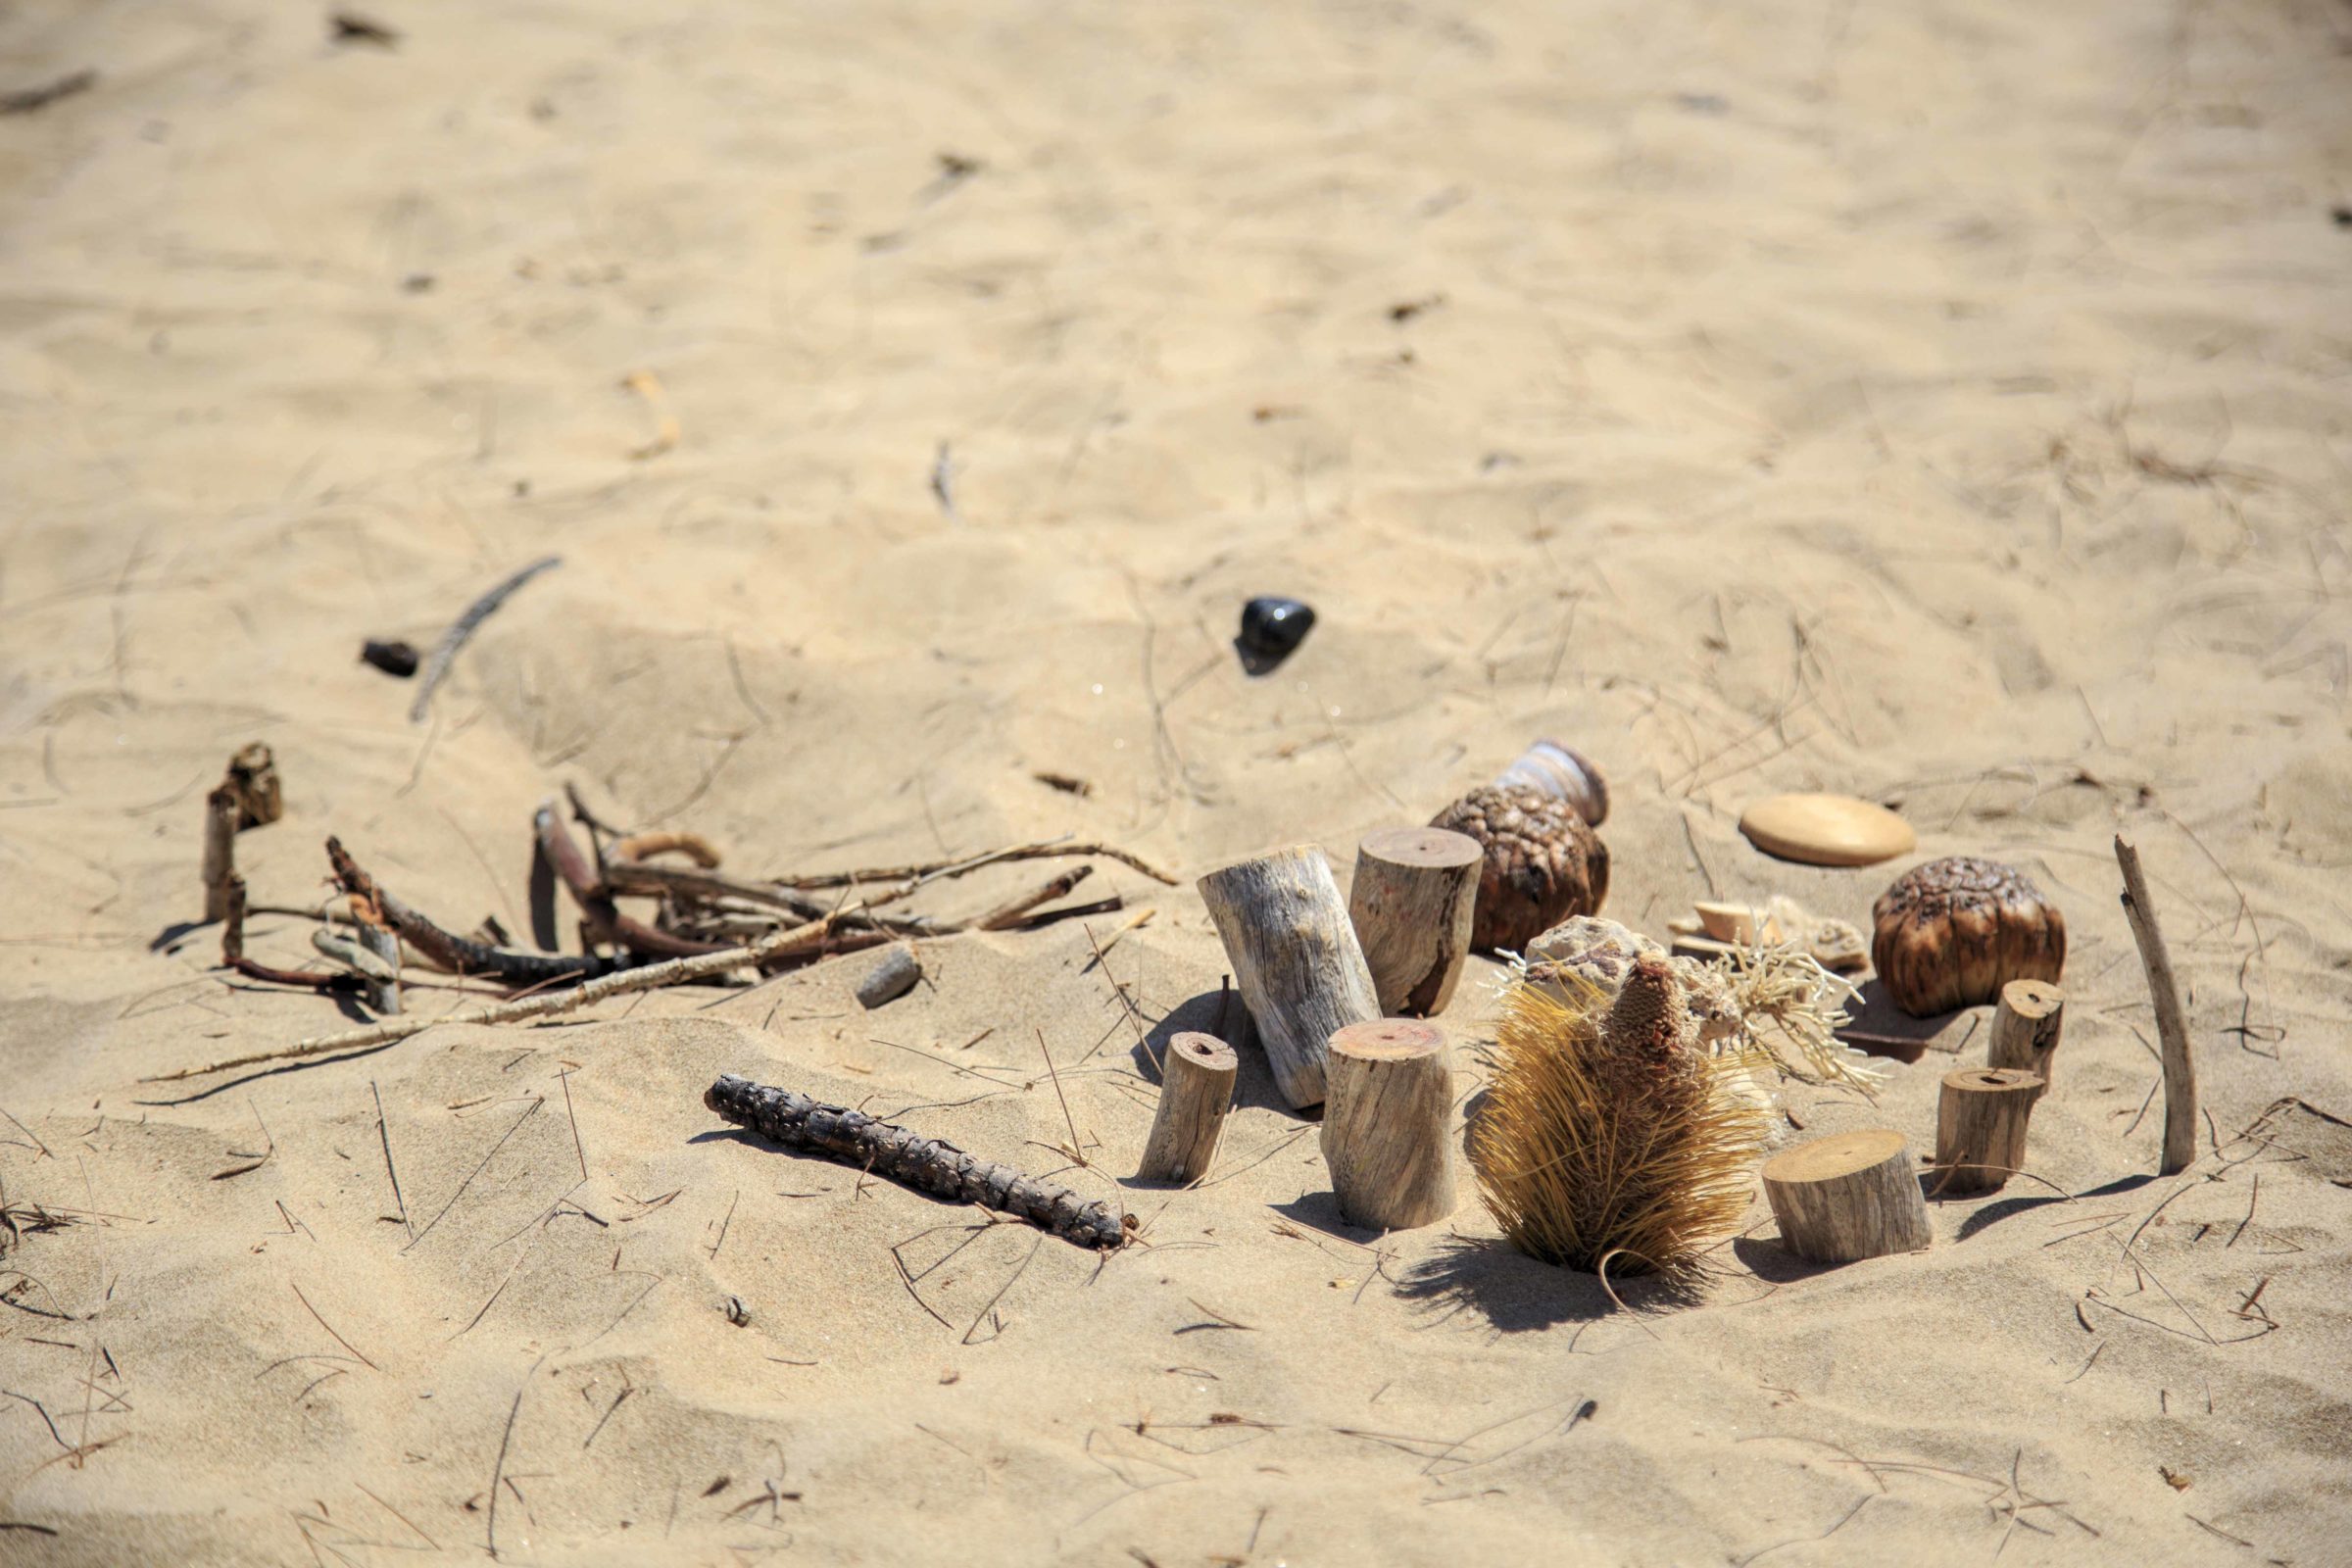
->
left=1987, top=979, right=2064, bottom=1098
left=1933, top=1066, right=2041, bottom=1195
left=1348, top=826, right=1483, bottom=1017
left=1197, top=847, right=1381, bottom=1109
left=1320, top=1019, right=1456, bottom=1232
left=1136, top=1032, right=1238, bottom=1183
left=1762, top=1129, right=1932, bottom=1264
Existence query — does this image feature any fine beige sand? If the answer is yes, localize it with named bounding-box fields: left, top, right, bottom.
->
left=5, top=0, right=2351, bottom=1561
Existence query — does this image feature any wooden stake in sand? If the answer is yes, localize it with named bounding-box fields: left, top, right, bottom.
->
left=1987, top=979, right=2064, bottom=1099
left=1762, top=1129, right=1932, bottom=1264
left=1931, top=1067, right=2041, bottom=1196
left=1319, top=1019, right=1456, bottom=1231
left=1347, top=826, right=1482, bottom=1017
left=1197, top=846, right=1381, bottom=1109
left=201, top=784, right=239, bottom=922
left=2114, top=835, right=2196, bottom=1174
left=704, top=1073, right=1130, bottom=1250
left=1135, top=1032, right=1237, bottom=1183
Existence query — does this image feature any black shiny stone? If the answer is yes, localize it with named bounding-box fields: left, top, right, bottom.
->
left=361, top=638, right=419, bottom=678
left=1237, top=596, right=1315, bottom=674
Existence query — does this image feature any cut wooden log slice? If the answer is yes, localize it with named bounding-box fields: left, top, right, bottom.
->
left=1762, top=1128, right=1932, bottom=1263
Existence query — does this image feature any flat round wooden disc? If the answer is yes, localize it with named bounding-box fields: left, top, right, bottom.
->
left=1359, top=825, right=1483, bottom=868
left=1763, top=1128, right=1907, bottom=1184
left=1739, top=793, right=1916, bottom=867
left=1329, top=1018, right=1444, bottom=1060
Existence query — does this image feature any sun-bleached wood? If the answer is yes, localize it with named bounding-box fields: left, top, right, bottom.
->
left=1136, top=1032, right=1238, bottom=1183
left=1348, top=826, right=1483, bottom=1016
left=356, top=919, right=403, bottom=1016
left=1197, top=846, right=1381, bottom=1108
left=201, top=784, right=238, bottom=922
left=1762, top=1129, right=1932, bottom=1264
left=2115, top=836, right=2196, bottom=1174
left=1932, top=1067, right=2041, bottom=1195
left=1987, top=979, right=2064, bottom=1098
left=1319, top=1019, right=1456, bottom=1231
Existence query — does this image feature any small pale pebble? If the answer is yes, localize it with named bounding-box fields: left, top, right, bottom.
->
left=856, top=943, right=921, bottom=1008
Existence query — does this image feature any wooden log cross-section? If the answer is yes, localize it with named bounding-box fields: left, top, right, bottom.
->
left=1762, top=1129, right=1933, bottom=1265
left=1986, top=979, right=2064, bottom=1098
left=1931, top=1066, right=2042, bottom=1196
left=1197, top=846, right=1381, bottom=1109
left=1320, top=1019, right=1457, bottom=1232
left=1348, top=826, right=1483, bottom=1017
left=1135, top=1032, right=1238, bottom=1183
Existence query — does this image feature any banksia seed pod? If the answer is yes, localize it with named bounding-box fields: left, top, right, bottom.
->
left=1474, top=953, right=1770, bottom=1274
left=1871, top=857, right=2065, bottom=1018
left=1430, top=785, right=1608, bottom=953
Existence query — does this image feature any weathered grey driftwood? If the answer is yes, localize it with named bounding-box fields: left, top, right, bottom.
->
left=201, top=784, right=239, bottom=922
left=2115, top=836, right=2197, bottom=1175
left=1136, top=1032, right=1237, bottom=1183
left=1763, top=1129, right=1932, bottom=1264
left=1931, top=1066, right=2040, bottom=1195
left=1987, top=979, right=2064, bottom=1099
left=1320, top=1019, right=1456, bottom=1231
left=705, top=1073, right=1129, bottom=1250
left=1348, top=826, right=1482, bottom=1016
left=856, top=943, right=921, bottom=1008
left=1197, top=846, right=1380, bottom=1108
left=356, top=918, right=403, bottom=1016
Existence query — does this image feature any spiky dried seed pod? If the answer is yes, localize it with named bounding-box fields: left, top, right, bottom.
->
left=1871, top=857, right=2065, bottom=1018
left=1430, top=785, right=1608, bottom=953
left=1474, top=955, right=1770, bottom=1274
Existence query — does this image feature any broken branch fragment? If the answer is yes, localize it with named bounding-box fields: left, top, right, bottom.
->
left=704, top=1073, right=1129, bottom=1250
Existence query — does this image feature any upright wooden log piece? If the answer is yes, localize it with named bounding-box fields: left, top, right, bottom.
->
left=1932, top=1067, right=2041, bottom=1195
left=1197, top=847, right=1381, bottom=1109
left=2114, top=836, right=2197, bottom=1175
left=355, top=917, right=403, bottom=1016
left=1348, top=826, right=1483, bottom=1017
left=1987, top=979, right=2064, bottom=1098
left=1762, top=1129, right=1932, bottom=1264
left=1136, top=1032, right=1238, bottom=1183
left=1320, top=1019, right=1456, bottom=1231
left=201, top=784, right=239, bottom=922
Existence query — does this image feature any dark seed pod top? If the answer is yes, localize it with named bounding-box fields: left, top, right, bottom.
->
left=1430, top=784, right=1608, bottom=954
left=1871, top=856, right=2065, bottom=1018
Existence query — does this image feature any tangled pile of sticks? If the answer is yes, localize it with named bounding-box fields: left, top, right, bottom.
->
left=168, top=760, right=1174, bottom=1085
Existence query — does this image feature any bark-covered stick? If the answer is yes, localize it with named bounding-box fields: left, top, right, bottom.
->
left=201, top=785, right=238, bottom=922
left=2115, top=835, right=2197, bottom=1175
left=704, top=1073, right=1131, bottom=1250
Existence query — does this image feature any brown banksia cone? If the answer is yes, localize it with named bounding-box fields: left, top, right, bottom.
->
left=1871, top=856, right=2065, bottom=1018
left=1474, top=955, right=1769, bottom=1275
left=1430, top=784, right=1608, bottom=954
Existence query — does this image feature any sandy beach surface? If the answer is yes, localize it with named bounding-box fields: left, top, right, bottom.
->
left=5, top=0, right=2351, bottom=1561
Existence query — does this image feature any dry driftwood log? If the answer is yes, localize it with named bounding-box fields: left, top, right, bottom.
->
left=1987, top=979, right=2064, bottom=1098
left=2115, top=836, right=2197, bottom=1175
left=1320, top=1019, right=1456, bottom=1231
left=201, top=784, right=239, bottom=922
left=1348, top=826, right=1482, bottom=1016
left=1932, top=1066, right=2041, bottom=1195
left=1197, top=846, right=1381, bottom=1109
left=1762, top=1129, right=1933, bottom=1264
left=1135, top=1032, right=1237, bottom=1183
left=705, top=1073, right=1130, bottom=1250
